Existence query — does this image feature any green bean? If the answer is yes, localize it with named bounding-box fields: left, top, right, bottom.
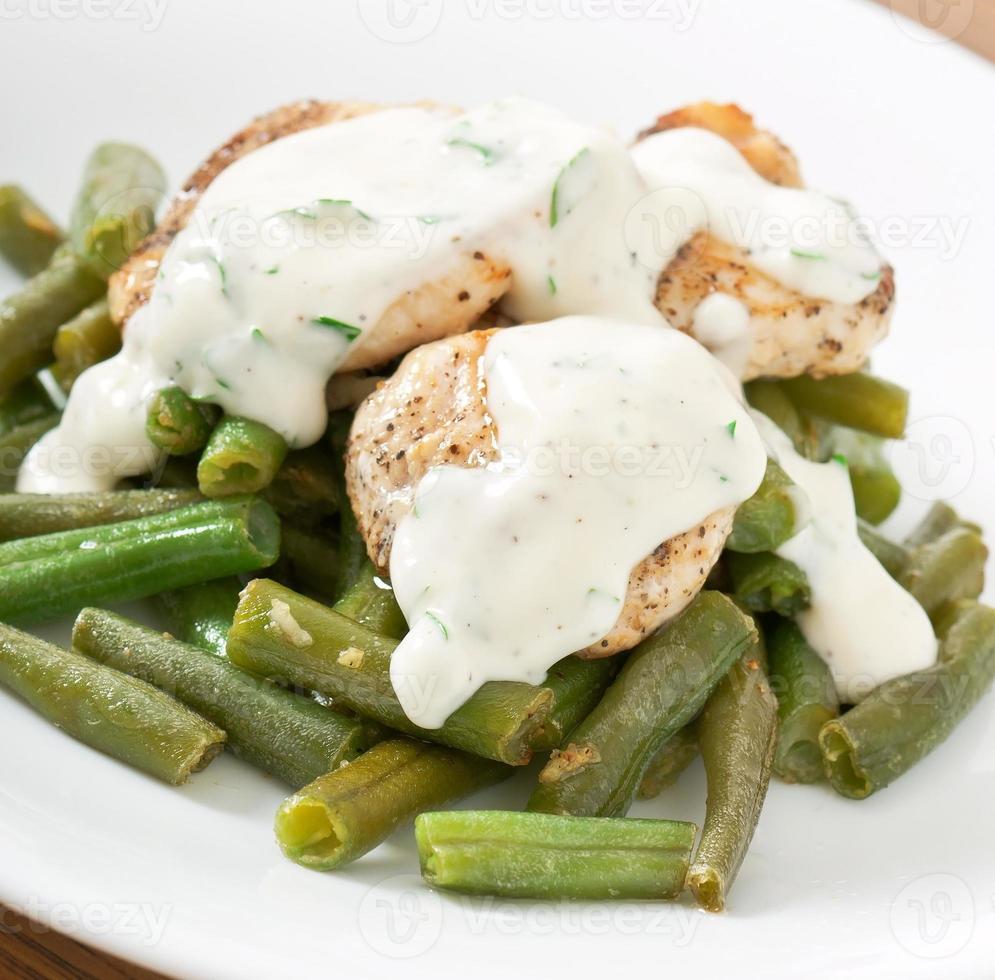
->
left=146, top=387, right=218, bottom=456
left=0, top=622, right=224, bottom=784
left=69, top=143, right=166, bottom=278
left=766, top=619, right=839, bottom=784
left=900, top=528, right=987, bottom=617
left=279, top=523, right=340, bottom=600
left=527, top=592, right=756, bottom=817
left=0, top=377, right=56, bottom=435
left=51, top=298, right=120, bottom=392
left=0, top=488, right=202, bottom=541
left=637, top=726, right=698, bottom=799
left=778, top=373, right=908, bottom=439
left=744, top=380, right=821, bottom=459
left=263, top=447, right=341, bottom=525
left=0, top=185, right=63, bottom=276
left=0, top=496, right=279, bottom=624
left=0, top=413, right=61, bottom=492
left=826, top=427, right=901, bottom=525
left=73, top=608, right=369, bottom=788
left=155, top=576, right=241, bottom=657
left=726, top=460, right=801, bottom=553
left=820, top=600, right=995, bottom=798
left=0, top=249, right=105, bottom=397
left=533, top=655, right=620, bottom=750
left=332, top=496, right=367, bottom=602
left=198, top=416, right=289, bottom=497
left=276, top=739, right=508, bottom=870
left=904, top=502, right=980, bottom=548
left=726, top=551, right=811, bottom=617
left=857, top=521, right=909, bottom=580
left=416, top=810, right=697, bottom=901
left=331, top=560, right=407, bottom=639
left=687, top=643, right=777, bottom=912
left=227, top=579, right=553, bottom=765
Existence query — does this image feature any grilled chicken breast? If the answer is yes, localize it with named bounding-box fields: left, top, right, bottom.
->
left=107, top=100, right=512, bottom=372
left=346, top=329, right=735, bottom=659
left=642, top=103, right=895, bottom=379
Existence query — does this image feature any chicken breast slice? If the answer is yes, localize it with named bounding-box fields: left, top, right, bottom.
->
left=640, top=103, right=895, bottom=379
left=108, top=100, right=512, bottom=372
left=346, top=330, right=735, bottom=659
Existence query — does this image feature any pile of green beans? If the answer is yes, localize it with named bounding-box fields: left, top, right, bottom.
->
left=0, top=153, right=990, bottom=922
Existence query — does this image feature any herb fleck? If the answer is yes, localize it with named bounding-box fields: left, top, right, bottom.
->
left=313, top=316, right=361, bottom=341
left=550, top=147, right=591, bottom=228
left=790, top=249, right=826, bottom=261
left=726, top=420, right=737, bottom=437
left=547, top=274, right=557, bottom=295
left=424, top=611, right=449, bottom=641
left=832, top=453, right=848, bottom=467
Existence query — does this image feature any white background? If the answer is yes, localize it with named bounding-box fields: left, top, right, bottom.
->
left=1, top=1, right=994, bottom=977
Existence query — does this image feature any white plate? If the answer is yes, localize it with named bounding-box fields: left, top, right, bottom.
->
left=2, top=1, right=994, bottom=977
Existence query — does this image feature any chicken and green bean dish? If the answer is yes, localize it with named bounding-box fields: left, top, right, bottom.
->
left=0, top=97, right=990, bottom=912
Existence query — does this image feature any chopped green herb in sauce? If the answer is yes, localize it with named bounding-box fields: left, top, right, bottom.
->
left=550, top=147, right=591, bottom=228
left=424, top=611, right=449, bottom=640
left=312, top=316, right=361, bottom=341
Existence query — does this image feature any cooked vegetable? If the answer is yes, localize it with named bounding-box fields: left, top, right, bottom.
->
left=69, top=142, right=166, bottom=278
left=534, top=655, right=619, bottom=750
left=0, top=377, right=57, bottom=435
left=51, top=298, right=120, bottom=392
left=416, top=810, right=697, bottom=901
left=198, top=416, right=289, bottom=497
left=820, top=600, right=995, bottom=798
left=743, top=380, right=820, bottom=458
left=0, top=496, right=279, bottom=624
left=857, top=521, right=909, bottom=579
left=527, top=592, right=756, bottom=817
left=332, top=560, right=407, bottom=639
left=155, top=576, right=242, bottom=657
left=146, top=387, right=218, bottom=456
left=0, top=185, right=63, bottom=276
left=0, top=621, right=224, bottom=784
left=767, top=619, right=839, bottom=784
left=687, top=642, right=777, bottom=912
left=279, top=523, right=340, bottom=600
left=727, top=459, right=801, bottom=553
left=276, top=739, right=508, bottom=870
left=726, top=551, right=811, bottom=617
left=73, top=608, right=368, bottom=787
left=332, top=492, right=366, bottom=603
left=227, top=579, right=554, bottom=765
left=777, top=373, right=908, bottom=440
left=637, top=726, right=698, bottom=799
left=263, top=447, right=340, bottom=525
left=900, top=527, right=987, bottom=617
left=0, top=248, right=105, bottom=397
left=0, top=413, right=61, bottom=492
left=826, top=427, right=901, bottom=525
left=0, top=488, right=202, bottom=542
left=904, top=501, right=981, bottom=549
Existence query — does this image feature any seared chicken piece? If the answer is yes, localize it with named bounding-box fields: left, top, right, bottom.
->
left=641, top=103, right=895, bottom=379
left=346, top=330, right=735, bottom=659
left=108, top=100, right=512, bottom=372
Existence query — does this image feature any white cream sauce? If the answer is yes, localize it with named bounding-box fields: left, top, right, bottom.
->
left=388, top=317, right=767, bottom=728
left=691, top=293, right=752, bottom=377
left=19, top=97, right=883, bottom=492
left=755, top=414, right=937, bottom=703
